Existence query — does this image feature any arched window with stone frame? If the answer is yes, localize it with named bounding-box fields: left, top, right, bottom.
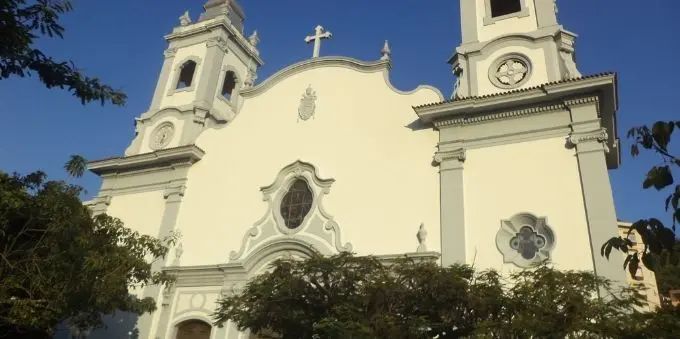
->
left=175, top=319, right=212, bottom=339
left=168, top=56, right=202, bottom=95
left=217, top=66, right=242, bottom=107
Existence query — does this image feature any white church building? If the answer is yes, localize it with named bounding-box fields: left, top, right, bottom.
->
left=83, top=0, right=651, bottom=338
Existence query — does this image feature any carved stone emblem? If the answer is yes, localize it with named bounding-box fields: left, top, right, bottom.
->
left=297, top=85, right=317, bottom=121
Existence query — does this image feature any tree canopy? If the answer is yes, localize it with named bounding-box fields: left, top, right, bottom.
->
left=0, top=0, right=126, bottom=105
left=213, top=253, right=679, bottom=339
left=0, top=170, right=175, bottom=338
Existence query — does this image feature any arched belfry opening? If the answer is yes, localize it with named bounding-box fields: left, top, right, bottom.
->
left=175, top=319, right=211, bottom=339
left=221, top=70, right=238, bottom=100
left=489, top=0, right=522, bottom=17
left=176, top=60, right=197, bottom=89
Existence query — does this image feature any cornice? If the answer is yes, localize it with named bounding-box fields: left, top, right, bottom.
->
left=88, top=145, right=205, bottom=176
left=433, top=101, right=566, bottom=128
left=414, top=73, right=616, bottom=128
left=240, top=56, right=391, bottom=98
left=165, top=18, right=263, bottom=66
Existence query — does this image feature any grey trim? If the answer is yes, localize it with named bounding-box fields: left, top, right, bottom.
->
left=433, top=147, right=466, bottom=267
left=568, top=124, right=627, bottom=294
left=166, top=55, right=203, bottom=96
left=192, top=37, right=227, bottom=111
left=166, top=17, right=263, bottom=66
left=483, top=0, right=530, bottom=26
left=228, top=160, right=353, bottom=262
left=414, top=74, right=620, bottom=168
left=487, top=53, right=533, bottom=90
left=535, top=0, right=559, bottom=28
left=148, top=48, right=177, bottom=112
left=89, top=145, right=205, bottom=176
left=88, top=195, right=111, bottom=215
left=136, top=185, right=186, bottom=339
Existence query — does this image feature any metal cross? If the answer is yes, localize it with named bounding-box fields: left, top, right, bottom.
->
left=304, top=25, right=332, bottom=58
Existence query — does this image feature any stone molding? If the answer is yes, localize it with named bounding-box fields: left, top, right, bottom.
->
left=206, top=36, right=229, bottom=53
left=566, top=128, right=610, bottom=153
left=433, top=101, right=566, bottom=128
left=433, top=148, right=466, bottom=166
left=164, top=47, right=178, bottom=59
left=165, top=17, right=262, bottom=65
left=88, top=145, right=205, bottom=176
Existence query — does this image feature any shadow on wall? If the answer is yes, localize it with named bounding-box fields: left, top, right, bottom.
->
left=53, top=312, right=140, bottom=339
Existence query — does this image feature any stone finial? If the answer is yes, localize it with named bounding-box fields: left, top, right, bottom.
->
left=380, top=40, right=391, bottom=61
left=244, top=69, right=257, bottom=88
left=248, top=30, right=260, bottom=47
left=416, top=223, right=428, bottom=252
left=172, top=242, right=183, bottom=266
left=179, top=11, right=192, bottom=26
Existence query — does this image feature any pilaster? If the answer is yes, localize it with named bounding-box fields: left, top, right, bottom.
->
left=567, top=126, right=627, bottom=293
left=89, top=195, right=112, bottom=216
left=136, top=184, right=187, bottom=339
left=433, top=146, right=467, bottom=267
left=193, top=37, right=228, bottom=108
left=149, top=48, right=178, bottom=112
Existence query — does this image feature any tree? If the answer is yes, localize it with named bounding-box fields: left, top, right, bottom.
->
left=1, top=0, right=126, bottom=106
left=213, top=253, right=673, bottom=339
left=602, top=121, right=680, bottom=284
left=0, top=170, right=176, bottom=338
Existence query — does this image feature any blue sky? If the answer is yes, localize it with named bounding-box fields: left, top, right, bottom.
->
left=0, top=0, right=678, bottom=224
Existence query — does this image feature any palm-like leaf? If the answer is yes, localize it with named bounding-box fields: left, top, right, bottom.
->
left=64, top=154, right=87, bottom=178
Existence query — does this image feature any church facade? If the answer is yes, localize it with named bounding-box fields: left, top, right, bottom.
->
left=84, top=0, right=654, bottom=338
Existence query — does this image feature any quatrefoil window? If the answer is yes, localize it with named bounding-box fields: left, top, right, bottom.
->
left=509, top=226, right=547, bottom=260
left=496, top=213, right=555, bottom=268
left=489, top=54, right=531, bottom=89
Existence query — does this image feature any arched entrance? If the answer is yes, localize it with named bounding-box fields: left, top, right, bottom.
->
left=175, top=319, right=212, bottom=339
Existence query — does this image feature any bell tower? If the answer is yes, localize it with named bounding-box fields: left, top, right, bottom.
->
left=124, top=0, right=263, bottom=156
left=416, top=0, right=627, bottom=294
left=452, top=0, right=580, bottom=99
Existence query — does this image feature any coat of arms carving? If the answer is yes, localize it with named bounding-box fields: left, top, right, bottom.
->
left=297, top=85, right=316, bottom=121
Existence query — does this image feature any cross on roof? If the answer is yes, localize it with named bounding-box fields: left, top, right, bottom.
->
left=304, top=25, right=332, bottom=58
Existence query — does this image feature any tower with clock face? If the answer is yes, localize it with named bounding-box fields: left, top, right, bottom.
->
left=123, top=0, right=262, bottom=157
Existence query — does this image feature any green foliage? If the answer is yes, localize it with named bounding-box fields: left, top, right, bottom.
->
left=603, top=121, right=680, bottom=279
left=64, top=154, right=87, bottom=178
left=0, top=0, right=126, bottom=105
left=0, top=170, right=176, bottom=337
left=213, top=253, right=670, bottom=339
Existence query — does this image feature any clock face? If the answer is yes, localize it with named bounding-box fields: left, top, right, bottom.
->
left=150, top=123, right=175, bottom=150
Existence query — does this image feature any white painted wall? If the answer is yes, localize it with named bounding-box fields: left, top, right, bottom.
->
left=174, top=64, right=442, bottom=266
left=476, top=0, right=539, bottom=42
left=463, top=137, right=595, bottom=274
left=476, top=45, right=548, bottom=97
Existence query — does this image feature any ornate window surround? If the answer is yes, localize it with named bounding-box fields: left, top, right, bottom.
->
left=488, top=53, right=532, bottom=90
left=228, top=160, right=353, bottom=263
left=167, top=55, right=203, bottom=96
left=496, top=212, right=555, bottom=268
left=483, top=0, right=530, bottom=26
left=216, top=65, right=242, bottom=109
